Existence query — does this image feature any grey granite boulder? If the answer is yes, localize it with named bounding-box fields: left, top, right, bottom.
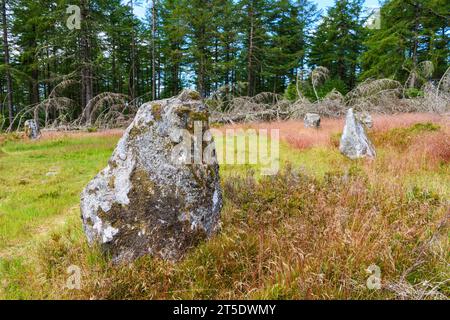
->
left=339, top=108, right=376, bottom=159
left=304, top=113, right=321, bottom=128
left=24, top=119, right=40, bottom=139
left=80, top=90, right=222, bottom=263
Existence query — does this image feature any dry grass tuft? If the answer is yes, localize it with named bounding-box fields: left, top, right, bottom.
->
left=413, top=132, right=450, bottom=165
left=3, top=167, right=447, bottom=300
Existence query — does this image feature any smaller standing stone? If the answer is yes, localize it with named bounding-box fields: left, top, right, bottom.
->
left=24, top=120, right=40, bottom=140
left=356, top=111, right=373, bottom=129
left=304, top=113, right=321, bottom=128
left=340, top=109, right=376, bottom=159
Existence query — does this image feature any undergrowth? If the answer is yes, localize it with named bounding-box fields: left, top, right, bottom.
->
left=1, top=167, right=448, bottom=300
left=371, top=122, right=441, bottom=150
left=0, top=118, right=448, bottom=300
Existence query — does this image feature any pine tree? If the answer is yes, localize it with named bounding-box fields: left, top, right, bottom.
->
left=295, top=0, right=320, bottom=80
left=1, top=0, right=447, bottom=127
left=185, top=0, right=216, bottom=97
left=264, top=0, right=319, bottom=94
left=239, top=0, right=270, bottom=96
left=310, top=0, right=366, bottom=89
left=159, top=0, right=187, bottom=98
left=361, top=0, right=449, bottom=84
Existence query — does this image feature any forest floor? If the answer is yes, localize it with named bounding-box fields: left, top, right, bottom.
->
left=0, top=113, right=448, bottom=299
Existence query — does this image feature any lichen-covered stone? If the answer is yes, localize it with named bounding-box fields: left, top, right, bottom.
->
left=339, top=108, right=376, bottom=159
left=356, top=111, right=373, bottom=129
left=304, top=113, right=321, bottom=128
left=24, top=119, right=40, bottom=140
left=80, top=90, right=222, bottom=263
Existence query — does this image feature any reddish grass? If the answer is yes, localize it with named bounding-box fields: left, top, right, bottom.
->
left=371, top=116, right=449, bottom=172
left=372, top=113, right=445, bottom=132
left=221, top=119, right=343, bottom=150
left=417, top=131, right=450, bottom=164
left=221, top=113, right=448, bottom=151
left=7, top=113, right=444, bottom=150
left=1, top=113, right=445, bottom=147
left=390, top=130, right=450, bottom=172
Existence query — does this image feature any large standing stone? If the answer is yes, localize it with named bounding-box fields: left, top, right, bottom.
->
left=304, top=113, right=321, bottom=128
left=80, top=90, right=222, bottom=263
left=339, top=108, right=376, bottom=159
left=24, top=119, right=40, bottom=140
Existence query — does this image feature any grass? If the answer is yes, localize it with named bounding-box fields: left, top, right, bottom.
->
left=371, top=122, right=441, bottom=150
left=0, top=114, right=448, bottom=300
left=0, top=135, right=117, bottom=255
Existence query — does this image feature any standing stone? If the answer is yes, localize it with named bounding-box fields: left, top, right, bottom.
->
left=24, top=119, right=40, bottom=140
left=80, top=90, right=222, bottom=263
left=356, top=111, right=373, bottom=129
left=339, top=108, right=376, bottom=159
left=304, top=113, right=321, bottom=128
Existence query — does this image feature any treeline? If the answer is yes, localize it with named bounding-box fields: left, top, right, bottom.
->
left=0, top=0, right=449, bottom=128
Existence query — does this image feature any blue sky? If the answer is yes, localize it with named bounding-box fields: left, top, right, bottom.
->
left=316, top=0, right=380, bottom=11
left=133, top=0, right=382, bottom=19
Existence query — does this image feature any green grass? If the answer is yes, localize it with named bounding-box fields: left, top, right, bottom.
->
left=0, top=133, right=316, bottom=249
left=215, top=133, right=341, bottom=179
left=0, top=123, right=448, bottom=299
left=0, top=136, right=117, bottom=254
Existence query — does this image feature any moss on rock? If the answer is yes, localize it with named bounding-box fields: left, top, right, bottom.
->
left=152, top=104, right=163, bottom=121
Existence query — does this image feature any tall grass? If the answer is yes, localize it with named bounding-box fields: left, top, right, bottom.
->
left=0, top=117, right=448, bottom=300
left=2, top=167, right=447, bottom=300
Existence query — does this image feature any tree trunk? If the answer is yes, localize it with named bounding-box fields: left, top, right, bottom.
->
left=151, top=0, right=157, bottom=101
left=1, top=0, right=13, bottom=126
left=112, top=40, right=117, bottom=92
left=247, top=1, right=255, bottom=97
left=29, top=25, right=39, bottom=107
left=409, top=2, right=420, bottom=89
left=129, top=0, right=137, bottom=104
left=224, top=42, right=230, bottom=88
left=80, top=0, right=93, bottom=125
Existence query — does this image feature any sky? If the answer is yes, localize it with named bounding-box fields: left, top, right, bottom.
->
left=316, top=0, right=380, bottom=11
left=133, top=0, right=382, bottom=20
